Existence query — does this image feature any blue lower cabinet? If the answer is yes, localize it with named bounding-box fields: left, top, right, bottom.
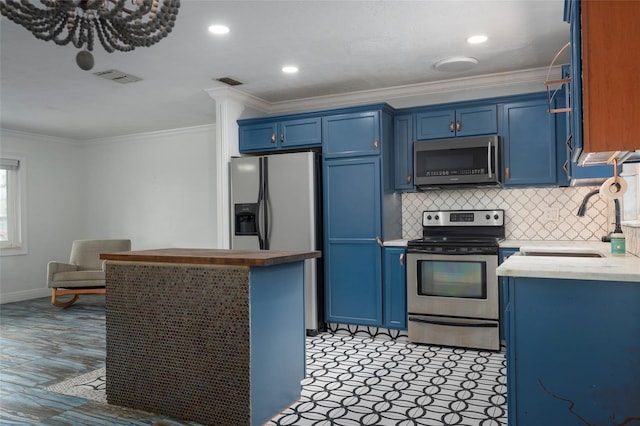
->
left=506, top=276, right=640, bottom=425
left=323, top=157, right=383, bottom=325
left=498, top=248, right=518, bottom=344
left=324, top=240, right=382, bottom=325
left=383, top=247, right=407, bottom=330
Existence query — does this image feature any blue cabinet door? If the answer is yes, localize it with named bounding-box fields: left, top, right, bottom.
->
left=393, top=114, right=414, bottom=191
left=383, top=247, right=407, bottom=330
left=414, top=109, right=456, bottom=140
left=507, top=277, right=640, bottom=426
left=323, top=157, right=382, bottom=325
left=322, top=111, right=380, bottom=158
left=240, top=118, right=321, bottom=153
left=239, top=122, right=278, bottom=152
left=279, top=117, right=322, bottom=149
left=455, top=105, right=498, bottom=137
left=415, top=104, right=497, bottom=140
left=325, top=241, right=382, bottom=325
left=501, top=95, right=557, bottom=187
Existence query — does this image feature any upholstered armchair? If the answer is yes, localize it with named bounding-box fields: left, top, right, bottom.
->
left=47, top=239, right=131, bottom=308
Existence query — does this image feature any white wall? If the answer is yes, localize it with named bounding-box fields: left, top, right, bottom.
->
left=83, top=125, right=218, bottom=250
left=0, top=125, right=218, bottom=303
left=0, top=130, right=86, bottom=302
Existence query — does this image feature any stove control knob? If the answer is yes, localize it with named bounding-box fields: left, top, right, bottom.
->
left=427, top=215, right=432, bottom=221
left=494, top=214, right=500, bottom=220
left=485, top=214, right=490, bottom=220
left=434, top=215, right=439, bottom=220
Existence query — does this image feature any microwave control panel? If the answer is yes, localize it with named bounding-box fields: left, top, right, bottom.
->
left=422, top=209, right=504, bottom=227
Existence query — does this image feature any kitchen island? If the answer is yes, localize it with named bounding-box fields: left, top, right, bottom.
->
left=100, top=248, right=321, bottom=426
left=496, top=242, right=639, bottom=426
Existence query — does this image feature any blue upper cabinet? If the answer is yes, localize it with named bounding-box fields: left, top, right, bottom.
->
left=279, top=117, right=322, bottom=149
left=239, top=122, right=279, bottom=152
left=322, top=111, right=380, bottom=158
left=501, top=93, right=557, bottom=187
left=415, top=104, right=497, bottom=140
left=238, top=116, right=321, bottom=153
left=393, top=114, right=413, bottom=191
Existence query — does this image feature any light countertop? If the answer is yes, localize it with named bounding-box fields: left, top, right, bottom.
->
left=383, top=239, right=409, bottom=247
left=497, top=240, right=639, bottom=282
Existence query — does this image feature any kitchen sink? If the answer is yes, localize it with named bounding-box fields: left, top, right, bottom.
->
left=519, top=251, right=605, bottom=258
left=518, top=246, right=606, bottom=258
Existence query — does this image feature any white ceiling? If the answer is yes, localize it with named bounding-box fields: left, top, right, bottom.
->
left=0, top=0, right=569, bottom=141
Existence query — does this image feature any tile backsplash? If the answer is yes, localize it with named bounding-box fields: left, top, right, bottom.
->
left=402, top=186, right=612, bottom=241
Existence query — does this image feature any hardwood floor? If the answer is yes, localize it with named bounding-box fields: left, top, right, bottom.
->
left=0, top=297, right=198, bottom=425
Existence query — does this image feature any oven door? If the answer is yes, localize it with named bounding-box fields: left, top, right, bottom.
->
left=406, top=252, right=499, bottom=320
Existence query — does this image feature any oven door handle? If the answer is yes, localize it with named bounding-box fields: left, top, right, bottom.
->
left=408, top=316, right=497, bottom=328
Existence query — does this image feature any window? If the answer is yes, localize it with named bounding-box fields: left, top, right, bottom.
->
left=621, top=163, right=639, bottom=221
left=0, top=156, right=27, bottom=255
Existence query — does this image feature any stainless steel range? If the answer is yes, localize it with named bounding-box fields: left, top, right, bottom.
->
left=406, top=209, right=505, bottom=351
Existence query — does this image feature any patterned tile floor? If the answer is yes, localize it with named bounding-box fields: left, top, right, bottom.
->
left=1, top=297, right=507, bottom=425
left=268, top=334, right=506, bottom=426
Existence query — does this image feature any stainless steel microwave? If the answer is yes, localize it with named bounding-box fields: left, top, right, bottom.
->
left=413, top=135, right=501, bottom=189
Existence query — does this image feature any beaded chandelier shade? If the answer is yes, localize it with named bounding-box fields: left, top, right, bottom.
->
left=0, top=0, right=180, bottom=70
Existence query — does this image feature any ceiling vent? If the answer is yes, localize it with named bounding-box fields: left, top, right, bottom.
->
left=216, top=77, right=243, bottom=86
left=433, top=57, right=478, bottom=72
left=93, top=69, right=143, bottom=84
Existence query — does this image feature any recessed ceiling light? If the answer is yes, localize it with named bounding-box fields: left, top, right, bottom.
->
left=282, top=66, right=299, bottom=74
left=467, top=35, right=488, bottom=44
left=208, top=25, right=229, bottom=35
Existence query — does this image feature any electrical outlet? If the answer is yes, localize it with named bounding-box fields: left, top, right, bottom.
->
left=543, top=207, right=560, bottom=222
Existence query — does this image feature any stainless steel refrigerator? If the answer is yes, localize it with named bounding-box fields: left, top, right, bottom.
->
left=230, top=151, right=323, bottom=334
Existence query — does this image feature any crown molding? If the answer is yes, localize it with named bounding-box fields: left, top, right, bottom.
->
left=231, top=66, right=561, bottom=115
left=0, top=128, right=82, bottom=146
left=204, top=86, right=271, bottom=113
left=83, top=124, right=216, bottom=146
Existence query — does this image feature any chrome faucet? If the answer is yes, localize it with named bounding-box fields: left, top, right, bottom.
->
left=576, top=189, right=623, bottom=241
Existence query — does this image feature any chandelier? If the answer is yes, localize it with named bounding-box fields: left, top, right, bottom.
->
left=0, top=0, right=180, bottom=70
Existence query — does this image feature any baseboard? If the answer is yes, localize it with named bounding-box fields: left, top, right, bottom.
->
left=0, top=288, right=50, bottom=304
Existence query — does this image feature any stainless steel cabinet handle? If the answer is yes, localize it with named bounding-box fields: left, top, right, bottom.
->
left=399, top=253, right=405, bottom=265
left=449, top=121, right=455, bottom=132
left=374, top=139, right=379, bottom=150
left=406, top=175, right=412, bottom=184
left=271, top=133, right=276, bottom=143
left=456, top=120, right=461, bottom=132
left=280, top=132, right=284, bottom=143
left=375, top=236, right=383, bottom=247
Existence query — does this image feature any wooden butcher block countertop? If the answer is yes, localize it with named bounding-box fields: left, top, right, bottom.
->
left=101, top=248, right=321, bottom=267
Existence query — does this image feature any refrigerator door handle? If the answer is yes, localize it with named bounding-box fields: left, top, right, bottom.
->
left=256, top=158, right=265, bottom=250
left=263, top=157, right=270, bottom=250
